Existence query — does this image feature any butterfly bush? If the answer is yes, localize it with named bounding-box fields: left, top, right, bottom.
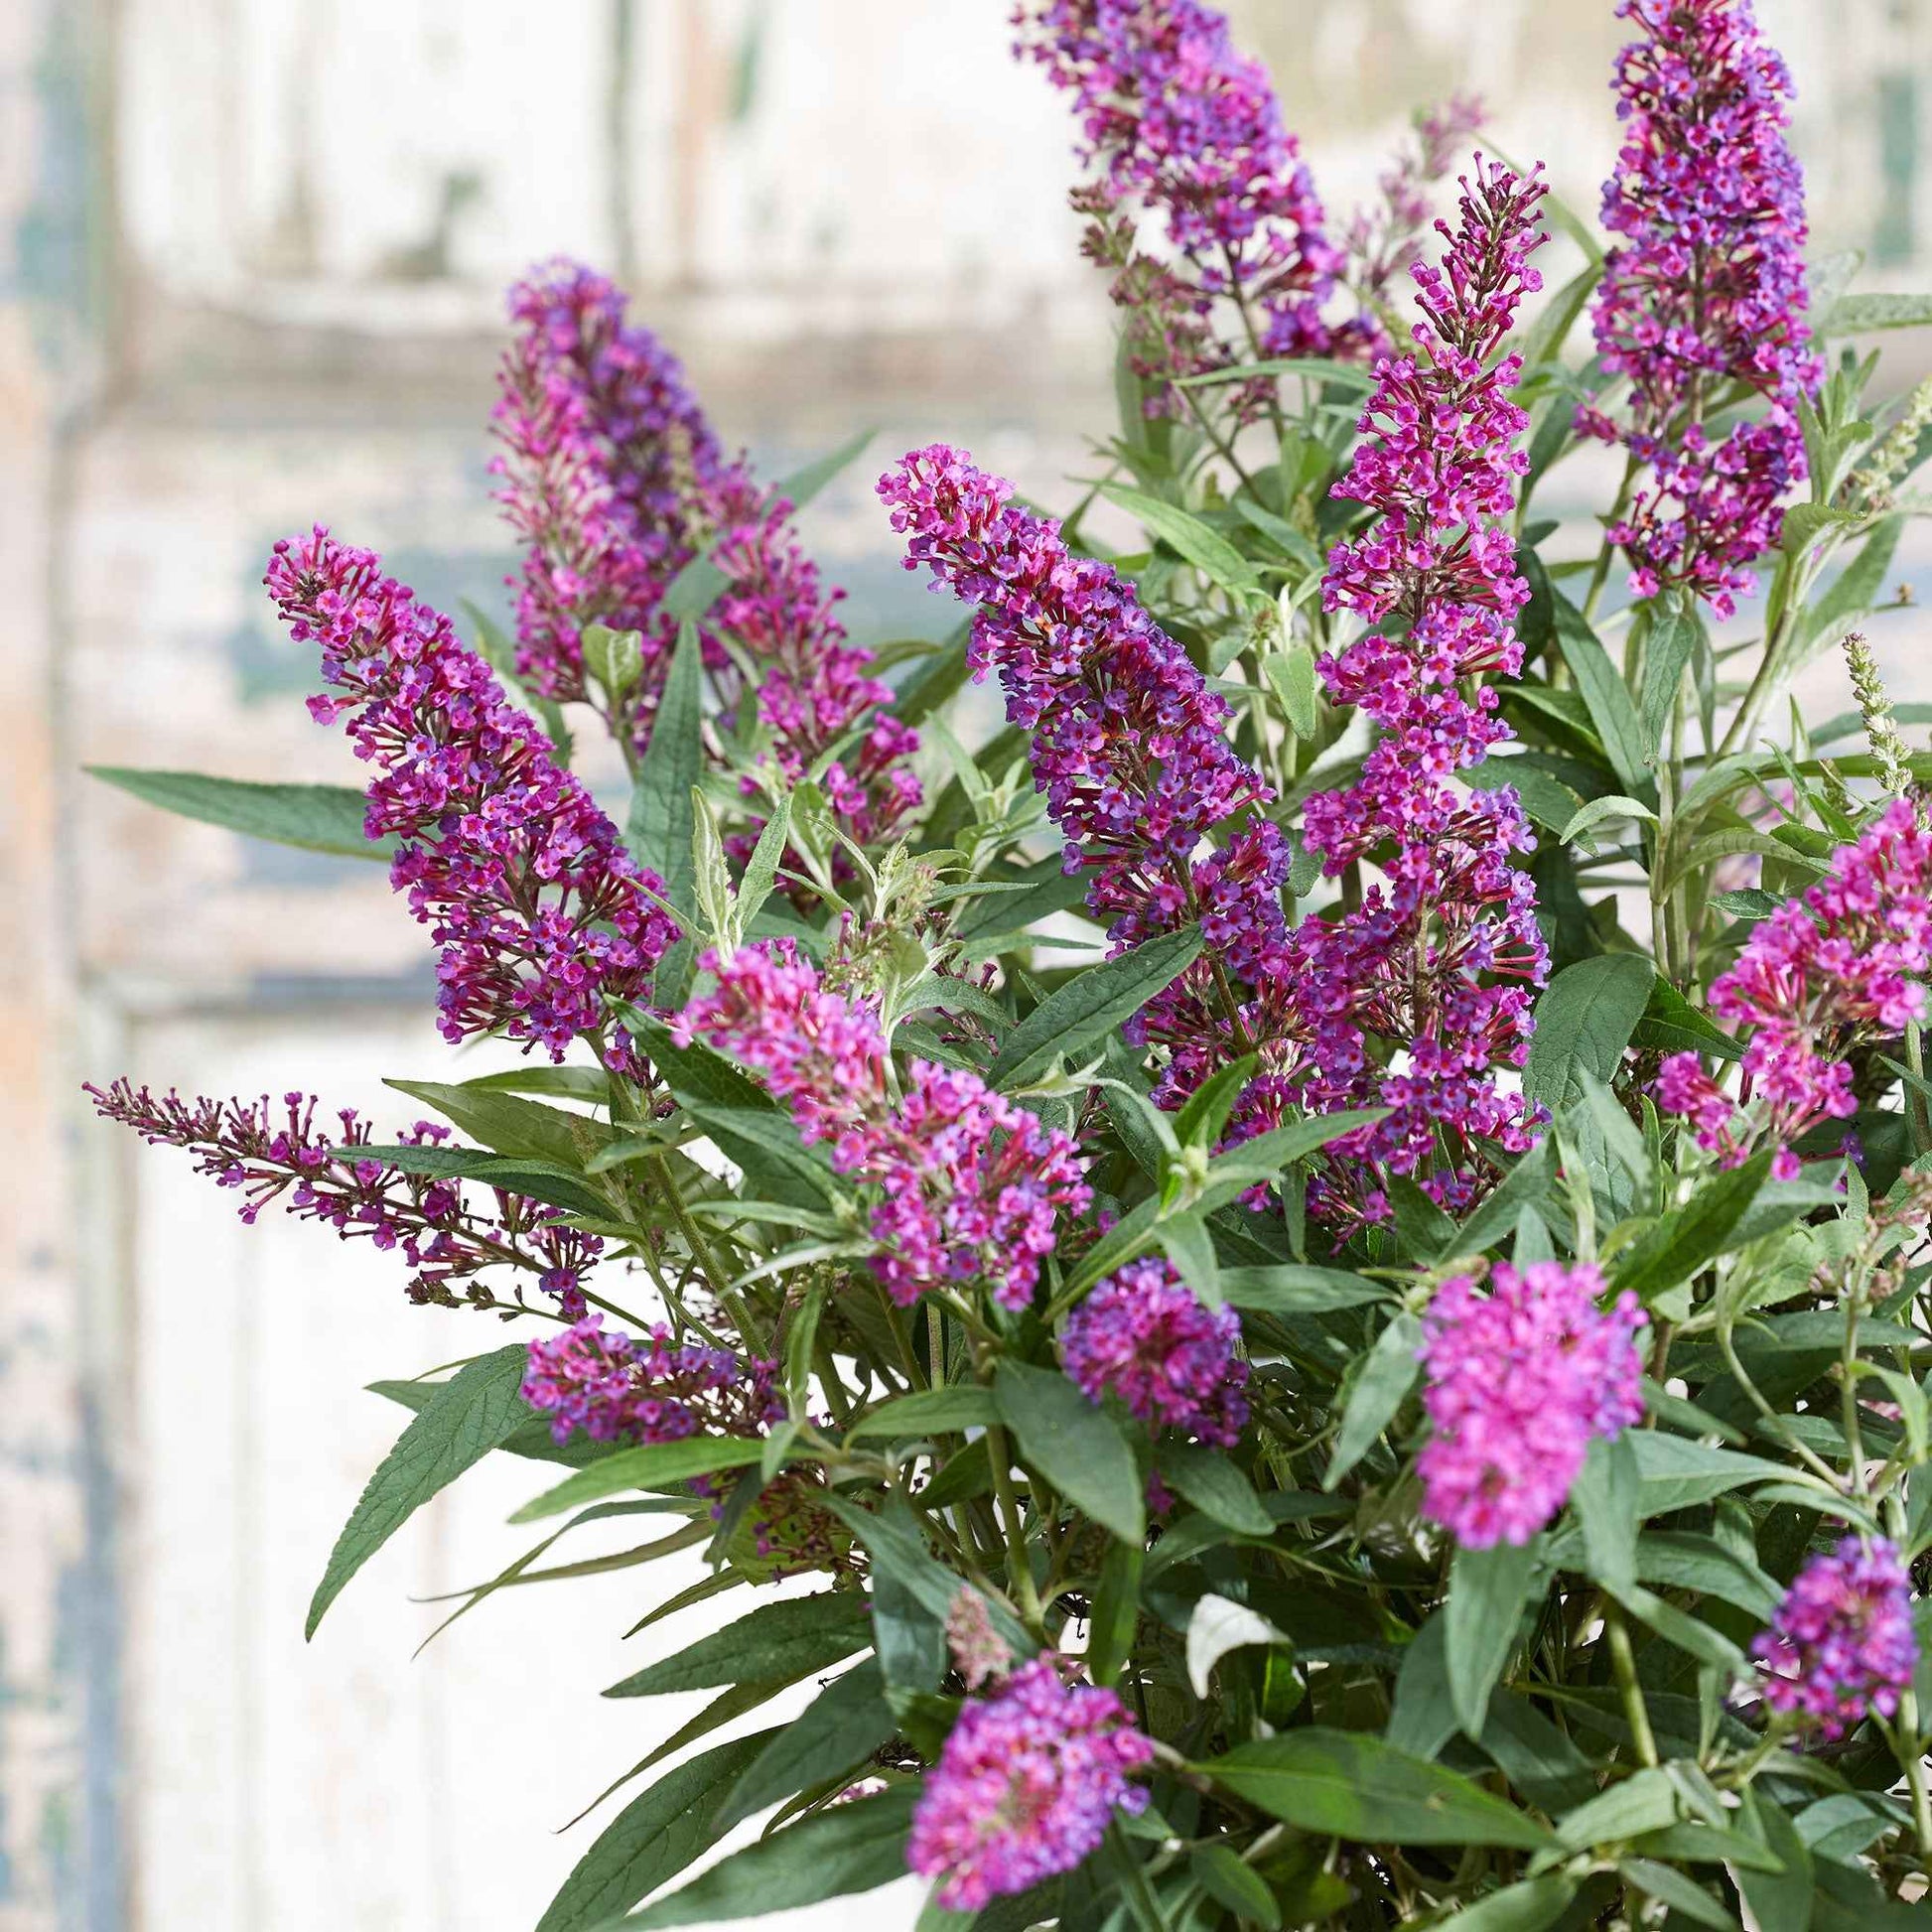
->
left=91, top=0, right=1932, bottom=1921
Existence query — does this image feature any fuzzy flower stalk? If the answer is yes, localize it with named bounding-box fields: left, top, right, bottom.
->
left=264, top=528, right=680, bottom=1062
left=906, top=1658, right=1152, bottom=1910
left=1582, top=0, right=1822, bottom=616
left=1418, top=1261, right=1647, bottom=1547
left=521, top=1314, right=781, bottom=1446
left=493, top=260, right=920, bottom=840
left=1656, top=798, right=1932, bottom=1174
left=1016, top=0, right=1369, bottom=415
left=1297, top=161, right=1552, bottom=1224
left=677, top=941, right=1090, bottom=1311
left=1752, top=1537, right=1916, bottom=1739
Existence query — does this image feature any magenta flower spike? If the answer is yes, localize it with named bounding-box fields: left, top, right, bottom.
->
left=1418, top=1261, right=1647, bottom=1548
left=1582, top=0, right=1822, bottom=615
left=1753, top=1536, right=1916, bottom=1739
left=1060, top=1256, right=1249, bottom=1446
left=906, top=1658, right=1153, bottom=1910
left=264, top=527, right=681, bottom=1062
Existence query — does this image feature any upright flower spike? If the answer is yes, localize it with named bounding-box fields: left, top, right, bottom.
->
left=83, top=1084, right=602, bottom=1311
left=1583, top=0, right=1822, bottom=617
left=1016, top=0, right=1368, bottom=411
left=879, top=444, right=1297, bottom=1109
left=1752, top=1537, right=1916, bottom=1739
left=1297, top=161, right=1551, bottom=1225
left=265, top=528, right=680, bottom=1061
left=1655, top=798, right=1932, bottom=1175
left=906, top=1658, right=1153, bottom=1910
left=1418, top=1261, right=1647, bottom=1548
left=493, top=261, right=920, bottom=840
left=676, top=942, right=1091, bottom=1311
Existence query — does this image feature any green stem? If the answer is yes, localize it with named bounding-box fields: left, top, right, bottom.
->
left=1605, top=1608, right=1659, bottom=1769
left=984, top=1422, right=1045, bottom=1636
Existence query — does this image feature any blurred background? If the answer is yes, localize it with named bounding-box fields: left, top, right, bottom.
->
left=5, top=2, right=1932, bottom=1928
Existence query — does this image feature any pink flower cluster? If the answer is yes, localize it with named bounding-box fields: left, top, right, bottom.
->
left=906, top=1658, right=1152, bottom=1911
left=878, top=444, right=1291, bottom=1111
left=83, top=1084, right=601, bottom=1311
left=1296, top=162, right=1551, bottom=1224
left=493, top=260, right=920, bottom=841
left=264, top=528, right=679, bottom=1061
left=521, top=1313, right=781, bottom=1446
left=1752, top=1536, right=1916, bottom=1739
left=1418, top=1261, right=1647, bottom=1548
left=1059, top=1258, right=1249, bottom=1446
left=1583, top=0, right=1821, bottom=616
left=677, top=942, right=1091, bottom=1310
left=1656, top=799, right=1932, bottom=1176
left=1016, top=0, right=1368, bottom=412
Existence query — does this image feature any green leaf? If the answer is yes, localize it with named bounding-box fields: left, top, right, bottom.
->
left=1193, top=1729, right=1551, bottom=1850
left=1219, top=1265, right=1390, bottom=1313
left=1158, top=1211, right=1221, bottom=1306
left=1432, top=1875, right=1579, bottom=1932
left=1447, top=1539, right=1540, bottom=1737
left=1821, top=291, right=1932, bottom=333
left=1520, top=259, right=1603, bottom=371
left=1553, top=598, right=1653, bottom=799
left=986, top=927, right=1205, bottom=1090
left=384, top=1078, right=613, bottom=1167
left=87, top=765, right=393, bottom=861
left=1087, top=1538, right=1143, bottom=1689
left=1632, top=978, right=1743, bottom=1062
left=1157, top=1442, right=1273, bottom=1535
left=660, top=555, right=733, bottom=623
left=1264, top=644, right=1319, bottom=739
left=1731, top=1790, right=1813, bottom=1932
left=342, top=1142, right=612, bottom=1220
left=1522, top=955, right=1655, bottom=1111
left=1448, top=1140, right=1555, bottom=1261
left=1615, top=1860, right=1734, bottom=1931
left=603, top=1592, right=875, bottom=1699
left=628, top=1017, right=777, bottom=1112
left=775, top=428, right=876, bottom=509
left=1639, top=603, right=1702, bottom=752
left=1628, top=1432, right=1788, bottom=1515
left=845, top=1386, right=1000, bottom=1442
left=1098, top=483, right=1264, bottom=598
left=623, top=1789, right=917, bottom=1928
left=1324, top=1312, right=1423, bottom=1489
left=1570, top=1431, right=1639, bottom=1590
left=1386, top=1614, right=1457, bottom=1760
left=1613, top=1148, right=1772, bottom=1301
left=534, top=1729, right=780, bottom=1932
left=682, top=1102, right=840, bottom=1209
left=628, top=621, right=704, bottom=913
left=1186, top=1592, right=1291, bottom=1697
left=713, top=1661, right=897, bottom=1833
left=511, top=1436, right=766, bottom=1522
left=1555, top=1767, right=1680, bottom=1851
left=307, top=1345, right=531, bottom=1638
left=1201, top=1106, right=1390, bottom=1186
left=1560, top=793, right=1659, bottom=848
left=995, top=1359, right=1144, bottom=1543
left=1191, top=1844, right=1281, bottom=1930
left=1804, top=512, right=1903, bottom=650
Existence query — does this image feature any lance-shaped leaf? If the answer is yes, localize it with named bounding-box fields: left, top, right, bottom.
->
left=88, top=765, right=395, bottom=860
left=603, top=1592, right=876, bottom=1699
left=995, top=1359, right=1145, bottom=1543
left=713, top=1661, right=897, bottom=1833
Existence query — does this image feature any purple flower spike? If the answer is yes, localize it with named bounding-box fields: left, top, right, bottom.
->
left=1655, top=799, right=1932, bottom=1172
left=264, top=527, right=680, bottom=1061
left=1419, top=1261, right=1647, bottom=1548
left=493, top=260, right=919, bottom=839
left=521, top=1313, right=782, bottom=1447
left=1060, top=1257, right=1249, bottom=1446
left=906, top=1658, right=1153, bottom=1910
left=1753, top=1537, right=1916, bottom=1739
left=1583, top=0, right=1822, bottom=616
left=1016, top=0, right=1370, bottom=407
left=678, top=942, right=1090, bottom=1311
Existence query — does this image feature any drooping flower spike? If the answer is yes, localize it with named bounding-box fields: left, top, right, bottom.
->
left=906, top=1658, right=1153, bottom=1910
left=264, top=527, right=680, bottom=1062
left=1582, top=0, right=1822, bottom=615
left=1418, top=1261, right=1648, bottom=1548
left=1656, top=798, right=1932, bottom=1176
left=493, top=260, right=921, bottom=842
left=677, top=941, right=1091, bottom=1311
left=83, top=1084, right=602, bottom=1313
